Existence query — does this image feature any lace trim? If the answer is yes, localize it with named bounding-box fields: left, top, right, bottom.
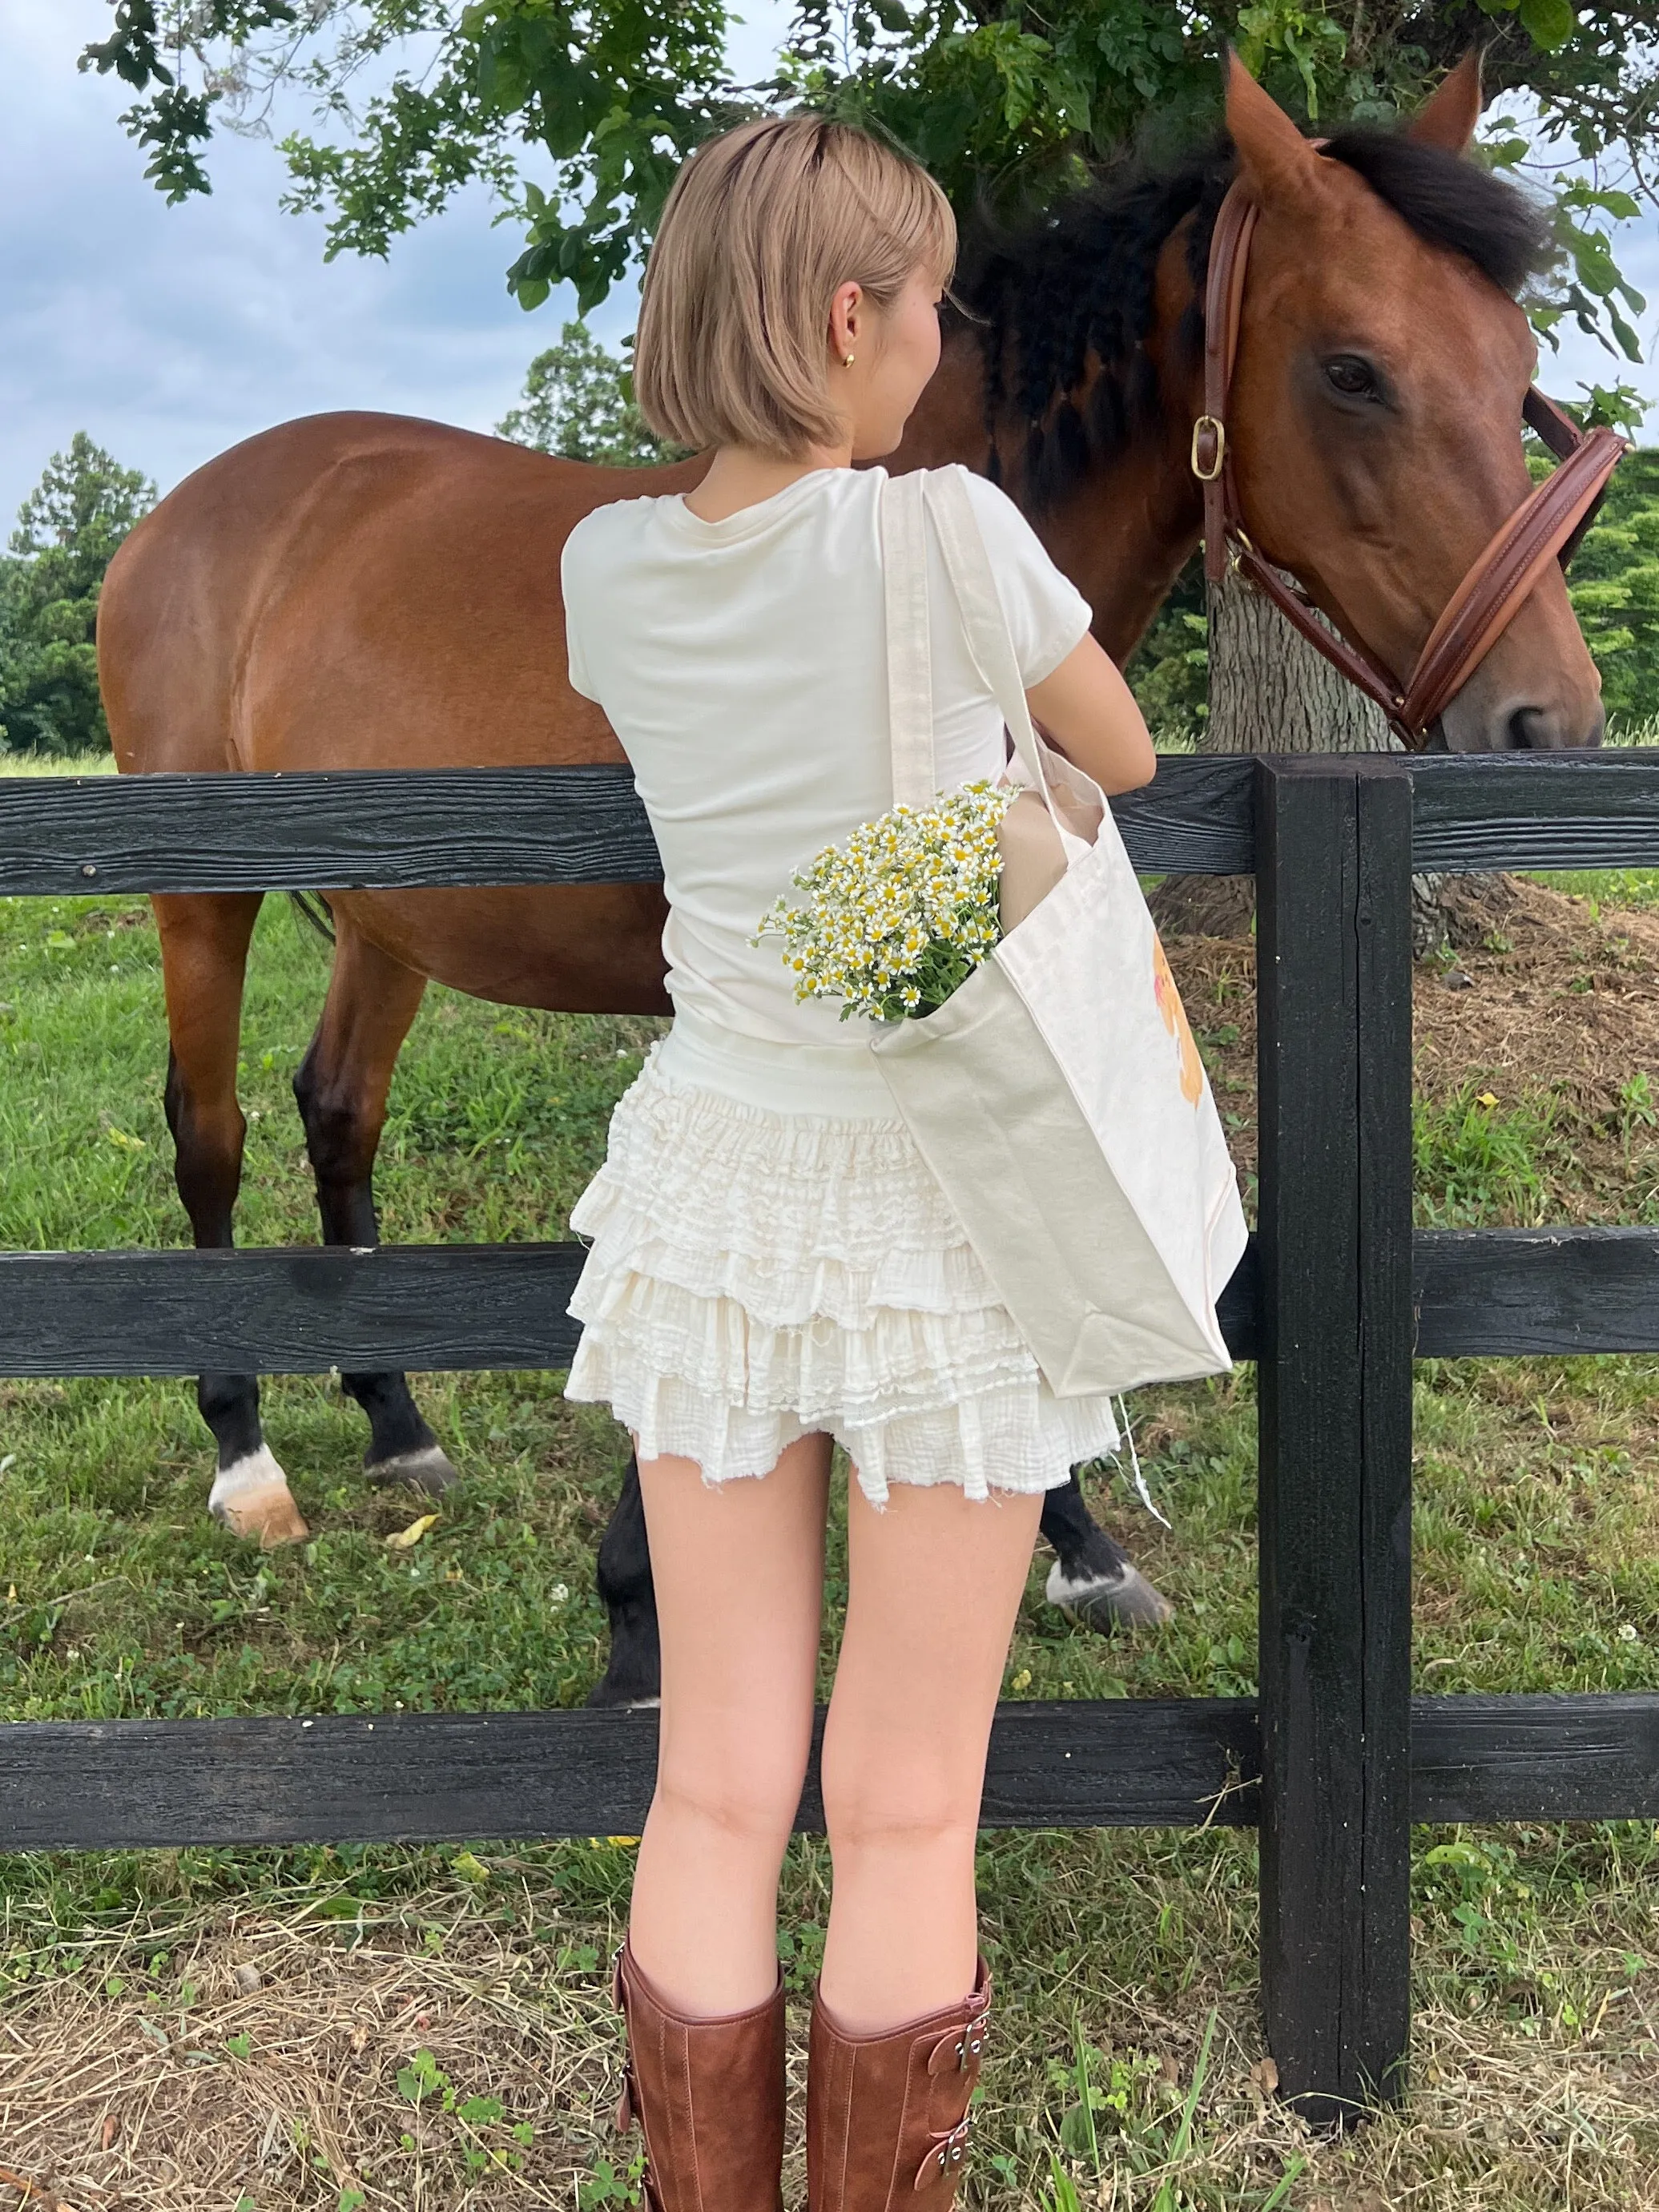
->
left=566, top=1343, right=1119, bottom=1502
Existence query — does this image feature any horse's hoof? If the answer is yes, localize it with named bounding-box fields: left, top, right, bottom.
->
left=208, top=1448, right=312, bottom=1548
left=364, top=1443, right=459, bottom=1496
left=583, top=1678, right=662, bottom=1711
left=1045, top=1557, right=1175, bottom=1630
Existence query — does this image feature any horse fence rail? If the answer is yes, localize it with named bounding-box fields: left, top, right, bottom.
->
left=4, top=749, right=1659, bottom=2123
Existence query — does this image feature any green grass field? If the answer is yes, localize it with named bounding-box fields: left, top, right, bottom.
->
left=2, top=763, right=1657, bottom=2206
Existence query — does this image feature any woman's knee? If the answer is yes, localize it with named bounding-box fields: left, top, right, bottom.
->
left=654, top=1740, right=810, bottom=1848
left=819, top=1753, right=981, bottom=1858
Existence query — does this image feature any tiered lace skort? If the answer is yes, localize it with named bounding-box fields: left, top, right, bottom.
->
left=564, top=1007, right=1121, bottom=1505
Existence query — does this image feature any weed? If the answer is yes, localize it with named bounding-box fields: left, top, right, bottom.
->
left=581, top=2150, right=647, bottom=2208
left=1413, top=1086, right=1551, bottom=1225
left=1038, top=2007, right=1305, bottom=2209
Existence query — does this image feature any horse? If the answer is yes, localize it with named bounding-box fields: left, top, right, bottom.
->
left=98, top=53, right=1601, bottom=1706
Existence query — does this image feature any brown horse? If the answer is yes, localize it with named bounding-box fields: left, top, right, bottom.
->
left=99, top=57, right=1599, bottom=1663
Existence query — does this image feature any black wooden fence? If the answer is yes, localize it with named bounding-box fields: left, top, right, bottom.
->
left=5, top=751, right=1659, bottom=2128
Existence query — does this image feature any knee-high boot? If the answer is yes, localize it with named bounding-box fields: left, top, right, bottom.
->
left=806, top=1960, right=991, bottom=2210
left=612, top=1940, right=787, bottom=2212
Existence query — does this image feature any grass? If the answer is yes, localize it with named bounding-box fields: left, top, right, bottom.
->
left=0, top=763, right=1657, bottom=2203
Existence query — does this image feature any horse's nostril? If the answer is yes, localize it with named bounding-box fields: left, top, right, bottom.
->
left=1504, top=702, right=1605, bottom=750
left=1506, top=707, right=1556, bottom=749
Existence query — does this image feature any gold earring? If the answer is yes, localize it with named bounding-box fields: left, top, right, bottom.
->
left=844, top=352, right=856, bottom=368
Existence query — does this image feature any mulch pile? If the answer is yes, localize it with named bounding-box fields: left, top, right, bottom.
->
left=1163, top=873, right=1659, bottom=1207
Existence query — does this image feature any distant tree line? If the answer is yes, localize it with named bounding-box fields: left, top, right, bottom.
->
left=0, top=433, right=155, bottom=757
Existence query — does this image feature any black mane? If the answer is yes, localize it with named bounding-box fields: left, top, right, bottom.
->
left=955, top=128, right=1556, bottom=507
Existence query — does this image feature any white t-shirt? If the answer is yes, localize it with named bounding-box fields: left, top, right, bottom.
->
left=561, top=464, right=1092, bottom=1049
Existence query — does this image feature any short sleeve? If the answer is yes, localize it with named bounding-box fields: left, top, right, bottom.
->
left=953, top=467, right=1093, bottom=686
left=559, top=519, right=599, bottom=702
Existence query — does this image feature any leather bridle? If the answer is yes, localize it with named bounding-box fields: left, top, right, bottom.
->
left=1190, top=172, right=1628, bottom=747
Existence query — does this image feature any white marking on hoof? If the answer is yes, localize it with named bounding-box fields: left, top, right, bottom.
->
left=365, top=1443, right=459, bottom=1495
left=1045, top=1558, right=1175, bottom=1629
left=209, top=1447, right=310, bottom=1548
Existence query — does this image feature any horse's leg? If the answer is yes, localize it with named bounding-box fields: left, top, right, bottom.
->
left=585, top=1452, right=662, bottom=1708
left=1039, top=1472, right=1175, bottom=1629
left=155, top=892, right=310, bottom=1546
left=291, top=921, right=457, bottom=1494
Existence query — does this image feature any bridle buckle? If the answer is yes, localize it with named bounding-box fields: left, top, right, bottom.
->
left=1190, top=414, right=1226, bottom=482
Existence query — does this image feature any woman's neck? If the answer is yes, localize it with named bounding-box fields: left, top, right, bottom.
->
left=683, top=438, right=852, bottom=524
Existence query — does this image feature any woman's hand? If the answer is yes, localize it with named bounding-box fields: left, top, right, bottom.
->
left=1025, top=634, right=1158, bottom=796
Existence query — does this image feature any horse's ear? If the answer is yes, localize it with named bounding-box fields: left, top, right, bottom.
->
left=1224, top=48, right=1323, bottom=206
left=1407, top=50, right=1483, bottom=153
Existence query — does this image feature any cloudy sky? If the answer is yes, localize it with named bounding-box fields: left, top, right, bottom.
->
left=2, top=0, right=1654, bottom=526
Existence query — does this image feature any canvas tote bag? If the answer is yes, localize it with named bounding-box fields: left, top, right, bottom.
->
left=870, top=469, right=1248, bottom=1397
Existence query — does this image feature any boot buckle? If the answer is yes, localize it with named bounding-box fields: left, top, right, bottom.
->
left=913, top=2112, right=972, bottom=2190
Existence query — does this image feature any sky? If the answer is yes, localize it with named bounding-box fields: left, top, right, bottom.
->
left=1, top=0, right=1655, bottom=528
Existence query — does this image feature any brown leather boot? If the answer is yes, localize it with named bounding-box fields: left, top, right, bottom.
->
left=611, top=1940, right=787, bottom=2212
left=806, top=1960, right=991, bottom=2210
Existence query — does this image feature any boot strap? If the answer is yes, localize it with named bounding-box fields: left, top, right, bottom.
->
left=927, top=2013, right=989, bottom=2076
left=913, top=2112, right=973, bottom=2190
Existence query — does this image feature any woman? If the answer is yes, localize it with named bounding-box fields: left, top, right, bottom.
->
left=560, top=115, right=1156, bottom=2210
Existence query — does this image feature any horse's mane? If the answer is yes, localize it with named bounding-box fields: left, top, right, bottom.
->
left=955, top=129, right=1556, bottom=508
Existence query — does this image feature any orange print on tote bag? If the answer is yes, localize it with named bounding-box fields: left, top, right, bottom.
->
left=870, top=469, right=1247, bottom=1397
left=1152, top=937, right=1206, bottom=1106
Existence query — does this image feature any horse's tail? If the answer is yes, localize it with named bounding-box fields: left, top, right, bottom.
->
left=288, top=890, right=336, bottom=944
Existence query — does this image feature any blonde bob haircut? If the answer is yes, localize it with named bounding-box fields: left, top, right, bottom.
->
left=635, top=115, right=956, bottom=458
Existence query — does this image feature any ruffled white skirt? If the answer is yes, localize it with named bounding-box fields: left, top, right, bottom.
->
left=564, top=1007, right=1120, bottom=1505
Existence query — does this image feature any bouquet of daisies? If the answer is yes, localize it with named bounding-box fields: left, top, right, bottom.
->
left=755, top=780, right=1016, bottom=1024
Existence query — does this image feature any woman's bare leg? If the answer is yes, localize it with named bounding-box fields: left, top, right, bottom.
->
left=626, top=1432, right=833, bottom=2017
left=817, top=1473, right=1044, bottom=2033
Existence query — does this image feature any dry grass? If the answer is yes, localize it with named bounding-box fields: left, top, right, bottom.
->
left=4, top=1853, right=1656, bottom=2212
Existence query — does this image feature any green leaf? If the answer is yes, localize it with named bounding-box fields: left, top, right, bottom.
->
left=1519, top=0, right=1577, bottom=50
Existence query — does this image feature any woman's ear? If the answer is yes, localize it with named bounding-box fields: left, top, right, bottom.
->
left=828, top=280, right=863, bottom=365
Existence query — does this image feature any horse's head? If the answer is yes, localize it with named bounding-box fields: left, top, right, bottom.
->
left=1221, top=54, right=1603, bottom=750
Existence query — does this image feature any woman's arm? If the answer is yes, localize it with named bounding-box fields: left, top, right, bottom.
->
left=1025, top=633, right=1157, bottom=796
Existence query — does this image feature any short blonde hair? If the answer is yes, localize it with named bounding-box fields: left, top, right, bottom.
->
left=635, top=116, right=956, bottom=458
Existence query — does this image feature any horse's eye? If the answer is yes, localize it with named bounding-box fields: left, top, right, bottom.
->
left=1324, top=354, right=1378, bottom=399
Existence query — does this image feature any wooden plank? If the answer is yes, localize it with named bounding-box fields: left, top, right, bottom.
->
left=1415, top=1227, right=1659, bottom=1356
left=5, top=1692, right=1653, bottom=1851
left=1411, top=1694, right=1659, bottom=1823
left=0, top=768, right=664, bottom=894
left=0, top=758, right=1254, bottom=896
left=1352, top=762, right=1417, bottom=2104
left=6, top=1226, right=1659, bottom=1378
left=1216, top=1235, right=1259, bottom=1360
left=0, top=1244, right=587, bottom=1376
left=1111, top=755, right=1254, bottom=874
left=1411, top=749, right=1659, bottom=872
left=10, top=751, right=1659, bottom=899
left=0, top=1698, right=1261, bottom=1851
left=1254, top=756, right=1413, bottom=2121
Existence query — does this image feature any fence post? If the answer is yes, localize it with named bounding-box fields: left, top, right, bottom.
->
left=1254, top=755, right=1415, bottom=2123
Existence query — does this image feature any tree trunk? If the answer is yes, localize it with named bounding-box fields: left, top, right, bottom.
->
left=1148, top=568, right=1446, bottom=952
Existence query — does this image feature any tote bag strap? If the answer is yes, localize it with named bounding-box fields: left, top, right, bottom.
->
left=920, top=468, right=1057, bottom=819
left=880, top=470, right=936, bottom=808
